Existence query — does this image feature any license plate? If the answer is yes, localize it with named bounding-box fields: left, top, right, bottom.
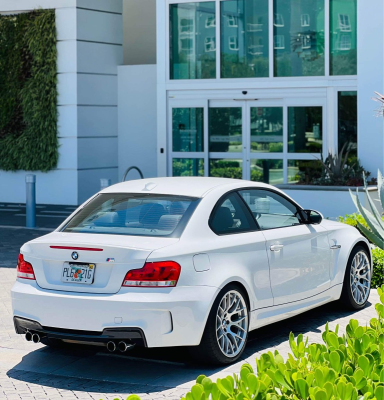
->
left=61, top=263, right=96, bottom=284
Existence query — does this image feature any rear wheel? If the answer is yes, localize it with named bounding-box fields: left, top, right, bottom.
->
left=340, top=246, right=372, bottom=310
left=191, top=284, right=249, bottom=365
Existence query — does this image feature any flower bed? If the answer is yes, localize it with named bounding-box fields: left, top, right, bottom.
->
left=123, top=286, right=384, bottom=400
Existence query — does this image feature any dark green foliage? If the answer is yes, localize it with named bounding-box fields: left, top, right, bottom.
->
left=0, top=10, right=58, bottom=172
left=119, top=287, right=384, bottom=400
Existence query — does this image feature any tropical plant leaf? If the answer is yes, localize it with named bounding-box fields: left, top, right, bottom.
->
left=378, top=169, right=384, bottom=211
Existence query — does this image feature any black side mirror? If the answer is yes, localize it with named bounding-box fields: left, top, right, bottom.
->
left=303, top=210, right=323, bottom=225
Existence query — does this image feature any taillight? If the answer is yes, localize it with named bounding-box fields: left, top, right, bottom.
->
left=17, top=254, right=35, bottom=280
left=122, top=261, right=181, bottom=288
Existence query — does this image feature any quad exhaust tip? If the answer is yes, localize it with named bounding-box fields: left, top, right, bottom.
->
left=107, top=341, right=116, bottom=352
left=32, top=333, right=40, bottom=343
left=25, top=332, right=40, bottom=343
left=118, top=341, right=134, bottom=353
left=106, top=341, right=135, bottom=353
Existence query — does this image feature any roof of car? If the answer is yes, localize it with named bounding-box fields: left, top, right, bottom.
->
left=100, top=177, right=273, bottom=198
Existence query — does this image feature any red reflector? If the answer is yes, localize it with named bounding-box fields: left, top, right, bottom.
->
left=50, top=246, right=103, bottom=252
left=122, top=261, right=181, bottom=288
left=17, top=254, right=35, bottom=280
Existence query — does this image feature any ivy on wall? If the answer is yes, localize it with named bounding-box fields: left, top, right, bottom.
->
left=0, top=10, right=58, bottom=172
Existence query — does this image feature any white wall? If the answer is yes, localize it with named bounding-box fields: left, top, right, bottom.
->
left=358, top=0, right=384, bottom=177
left=118, top=65, right=157, bottom=182
left=0, top=0, right=123, bottom=205
left=123, top=0, right=156, bottom=65
left=283, top=188, right=372, bottom=219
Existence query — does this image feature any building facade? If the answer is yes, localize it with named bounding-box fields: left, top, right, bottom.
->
left=0, top=0, right=383, bottom=216
left=155, top=0, right=383, bottom=185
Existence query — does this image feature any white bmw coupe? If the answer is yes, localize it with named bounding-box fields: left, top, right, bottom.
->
left=12, top=178, right=372, bottom=364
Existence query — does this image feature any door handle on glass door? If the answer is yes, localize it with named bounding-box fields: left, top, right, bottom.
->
left=270, top=245, right=284, bottom=252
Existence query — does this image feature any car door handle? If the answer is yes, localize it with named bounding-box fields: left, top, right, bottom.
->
left=270, top=245, right=284, bottom=252
left=330, top=245, right=341, bottom=250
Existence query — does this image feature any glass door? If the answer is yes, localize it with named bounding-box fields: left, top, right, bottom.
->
left=168, top=99, right=208, bottom=177
left=246, top=100, right=284, bottom=184
left=169, top=97, right=326, bottom=184
left=208, top=100, right=246, bottom=180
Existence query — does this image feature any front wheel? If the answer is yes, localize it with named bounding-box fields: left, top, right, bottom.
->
left=340, top=246, right=372, bottom=310
left=191, top=284, right=249, bottom=365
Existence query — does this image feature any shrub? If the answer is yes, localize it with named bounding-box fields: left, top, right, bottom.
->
left=350, top=170, right=384, bottom=250
left=338, top=213, right=369, bottom=230
left=123, top=287, right=384, bottom=400
left=372, top=248, right=384, bottom=289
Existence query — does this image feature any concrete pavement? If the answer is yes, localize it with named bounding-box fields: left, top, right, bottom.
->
left=0, top=227, right=380, bottom=400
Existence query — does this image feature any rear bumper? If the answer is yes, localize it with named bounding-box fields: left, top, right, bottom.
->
left=11, top=280, right=219, bottom=348
left=14, top=316, right=146, bottom=346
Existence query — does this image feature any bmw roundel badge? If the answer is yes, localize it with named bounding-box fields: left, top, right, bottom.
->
left=71, top=251, right=79, bottom=261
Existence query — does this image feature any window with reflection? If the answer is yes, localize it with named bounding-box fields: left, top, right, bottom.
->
left=338, top=91, right=357, bottom=156
left=251, top=107, right=283, bottom=152
left=220, top=0, right=269, bottom=78
left=170, top=2, right=216, bottom=79
left=288, top=160, right=323, bottom=184
left=172, top=108, right=204, bottom=152
left=273, top=0, right=325, bottom=77
left=209, top=108, right=242, bottom=152
left=209, top=159, right=243, bottom=179
left=173, top=158, right=204, bottom=176
left=288, top=107, right=323, bottom=153
left=250, top=159, right=284, bottom=184
left=330, top=0, right=357, bottom=75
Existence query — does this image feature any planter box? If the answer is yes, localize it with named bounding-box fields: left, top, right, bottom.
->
left=275, top=185, right=380, bottom=219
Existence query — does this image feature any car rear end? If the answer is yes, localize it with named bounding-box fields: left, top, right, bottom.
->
left=11, top=191, right=217, bottom=350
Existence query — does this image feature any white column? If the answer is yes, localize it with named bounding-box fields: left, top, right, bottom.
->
left=157, top=0, right=167, bottom=177
left=0, top=0, right=122, bottom=205
left=74, top=0, right=123, bottom=203
left=357, top=0, right=384, bottom=177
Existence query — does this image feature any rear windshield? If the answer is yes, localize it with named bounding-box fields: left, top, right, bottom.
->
left=62, top=193, right=200, bottom=238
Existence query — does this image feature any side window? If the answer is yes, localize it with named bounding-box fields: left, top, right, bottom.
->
left=210, top=193, right=257, bottom=235
left=239, top=189, right=301, bottom=230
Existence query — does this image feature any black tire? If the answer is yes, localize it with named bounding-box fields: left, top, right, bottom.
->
left=190, top=284, right=249, bottom=365
left=340, top=245, right=372, bottom=310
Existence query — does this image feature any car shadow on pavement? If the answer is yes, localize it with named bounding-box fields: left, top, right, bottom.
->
left=6, top=299, right=373, bottom=395
left=241, top=299, right=373, bottom=359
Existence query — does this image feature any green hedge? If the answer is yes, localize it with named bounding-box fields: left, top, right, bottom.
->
left=0, top=10, right=58, bottom=172
left=124, top=288, right=384, bottom=400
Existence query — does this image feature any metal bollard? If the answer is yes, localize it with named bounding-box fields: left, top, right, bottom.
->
left=100, top=178, right=111, bottom=191
left=25, top=175, right=36, bottom=228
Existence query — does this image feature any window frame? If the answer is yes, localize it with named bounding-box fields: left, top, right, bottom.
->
left=209, top=187, right=306, bottom=236
left=208, top=191, right=260, bottom=236
left=237, top=187, right=307, bottom=231
left=165, top=0, right=358, bottom=82
left=61, top=193, right=202, bottom=239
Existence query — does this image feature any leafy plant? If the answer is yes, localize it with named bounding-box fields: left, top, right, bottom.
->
left=350, top=170, right=384, bottom=250
left=373, top=92, right=384, bottom=118
left=372, top=248, right=384, bottom=289
left=0, top=10, right=58, bottom=172
left=338, top=213, right=370, bottom=230
left=122, top=287, right=384, bottom=400
left=316, top=143, right=369, bottom=186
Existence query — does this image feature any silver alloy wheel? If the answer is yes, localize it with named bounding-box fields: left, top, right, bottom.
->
left=216, top=290, right=248, bottom=358
left=350, top=251, right=371, bottom=305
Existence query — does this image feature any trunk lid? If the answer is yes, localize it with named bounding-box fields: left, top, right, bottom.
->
left=21, top=232, right=179, bottom=294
